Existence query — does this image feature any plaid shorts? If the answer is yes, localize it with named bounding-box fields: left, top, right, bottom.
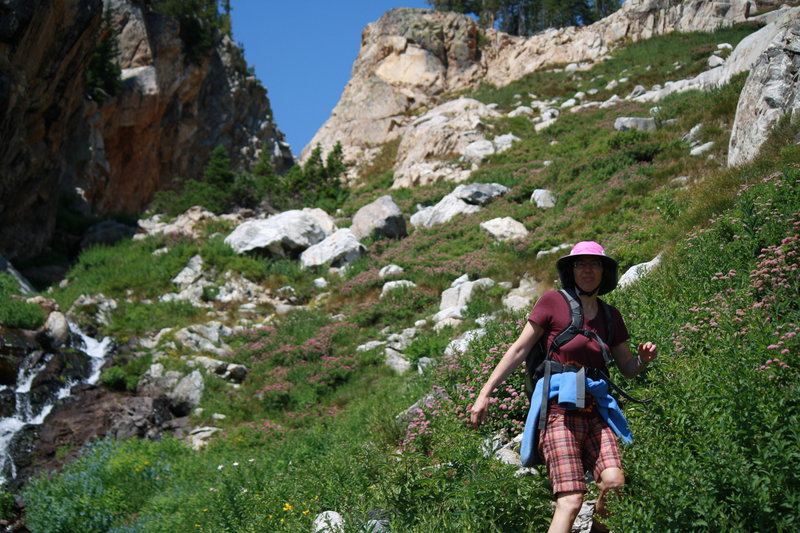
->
left=539, top=409, right=622, bottom=494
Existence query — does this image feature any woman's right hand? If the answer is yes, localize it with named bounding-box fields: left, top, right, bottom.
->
left=468, top=395, right=490, bottom=429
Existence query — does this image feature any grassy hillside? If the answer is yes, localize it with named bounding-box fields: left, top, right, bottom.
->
left=8, top=22, right=800, bottom=532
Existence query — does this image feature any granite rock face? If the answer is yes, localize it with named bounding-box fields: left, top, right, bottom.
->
left=303, top=1, right=755, bottom=176
left=0, top=0, right=291, bottom=261
left=728, top=14, right=800, bottom=167
left=0, top=0, right=103, bottom=260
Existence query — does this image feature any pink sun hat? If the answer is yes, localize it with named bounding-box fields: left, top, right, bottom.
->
left=555, top=241, right=619, bottom=295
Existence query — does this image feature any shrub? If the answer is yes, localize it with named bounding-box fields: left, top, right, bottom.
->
left=0, top=489, right=14, bottom=521
left=0, top=273, right=45, bottom=330
left=100, top=354, right=152, bottom=392
left=22, top=438, right=191, bottom=533
left=86, top=9, right=121, bottom=102
left=151, top=0, right=222, bottom=61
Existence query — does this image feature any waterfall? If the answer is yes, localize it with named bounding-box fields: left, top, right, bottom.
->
left=0, top=323, right=113, bottom=483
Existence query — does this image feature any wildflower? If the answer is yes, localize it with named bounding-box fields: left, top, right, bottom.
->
left=283, top=503, right=293, bottom=511
left=217, top=464, right=224, bottom=470
left=303, top=509, right=311, bottom=515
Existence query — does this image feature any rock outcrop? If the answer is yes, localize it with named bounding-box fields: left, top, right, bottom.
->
left=302, top=8, right=484, bottom=169
left=85, top=0, right=293, bottom=214
left=0, top=0, right=291, bottom=261
left=303, top=0, right=756, bottom=175
left=0, top=0, right=103, bottom=261
left=728, top=13, right=800, bottom=167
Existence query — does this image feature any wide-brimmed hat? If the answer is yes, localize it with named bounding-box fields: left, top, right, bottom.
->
left=555, top=241, right=619, bottom=295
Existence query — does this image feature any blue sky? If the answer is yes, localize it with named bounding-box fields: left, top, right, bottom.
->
left=230, top=1, right=430, bottom=157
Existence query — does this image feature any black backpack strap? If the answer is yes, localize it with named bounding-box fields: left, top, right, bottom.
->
left=548, top=289, right=582, bottom=356
left=537, top=290, right=583, bottom=430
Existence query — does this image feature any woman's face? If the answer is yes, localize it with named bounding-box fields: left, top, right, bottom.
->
left=572, top=256, right=603, bottom=293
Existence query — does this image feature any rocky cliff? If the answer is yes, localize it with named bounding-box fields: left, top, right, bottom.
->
left=302, top=0, right=768, bottom=173
left=0, top=0, right=292, bottom=262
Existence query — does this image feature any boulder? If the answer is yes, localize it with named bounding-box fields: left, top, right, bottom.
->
left=224, top=209, right=333, bottom=255
left=136, top=206, right=221, bottom=240
left=172, top=255, right=205, bottom=289
left=173, top=322, right=232, bottom=357
left=708, top=54, right=725, bottom=68
left=439, top=276, right=495, bottom=310
left=381, top=280, right=417, bottom=298
left=80, top=220, right=136, bottom=249
left=379, top=264, right=405, bottom=278
left=502, top=275, right=542, bottom=312
left=729, top=15, right=800, bottom=167
left=410, top=194, right=482, bottom=229
left=509, top=105, right=534, bottom=117
left=40, top=311, right=70, bottom=349
left=300, top=229, right=366, bottom=269
left=614, top=117, right=658, bottom=132
left=619, top=254, right=663, bottom=288
left=480, top=217, right=529, bottom=242
left=531, top=189, right=557, bottom=208
left=314, top=511, right=345, bottom=533
left=385, top=348, right=412, bottom=374
left=350, top=196, right=407, bottom=240
left=410, top=183, right=508, bottom=229
left=444, top=328, right=486, bottom=357
left=191, top=356, right=248, bottom=383
left=690, top=141, right=715, bottom=156
left=453, top=183, right=510, bottom=205
left=493, top=133, right=521, bottom=153
left=462, top=139, right=496, bottom=164
left=67, top=293, right=118, bottom=337
left=682, top=123, right=704, bottom=146
left=167, top=370, right=205, bottom=416
left=215, top=273, right=269, bottom=304
left=137, top=364, right=184, bottom=397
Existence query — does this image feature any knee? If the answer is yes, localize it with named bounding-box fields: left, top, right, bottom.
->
left=599, top=468, right=625, bottom=492
left=555, top=491, right=584, bottom=515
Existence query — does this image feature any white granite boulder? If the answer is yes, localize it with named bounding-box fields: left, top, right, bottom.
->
left=480, top=217, right=529, bottom=242
left=410, top=183, right=509, bottom=229
left=618, top=254, right=663, bottom=288
left=729, top=14, right=800, bottom=167
left=381, top=280, right=417, bottom=298
left=614, top=117, right=658, bottom=133
left=224, top=209, right=334, bottom=255
left=531, top=189, right=557, bottom=208
left=350, top=195, right=407, bottom=240
left=300, top=228, right=366, bottom=269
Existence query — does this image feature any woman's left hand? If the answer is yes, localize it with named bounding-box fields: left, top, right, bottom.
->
left=637, top=342, right=657, bottom=364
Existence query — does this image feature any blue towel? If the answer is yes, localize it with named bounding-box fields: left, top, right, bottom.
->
left=520, top=374, right=633, bottom=467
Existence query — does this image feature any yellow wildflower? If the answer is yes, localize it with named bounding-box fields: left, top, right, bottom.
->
left=283, top=502, right=293, bottom=511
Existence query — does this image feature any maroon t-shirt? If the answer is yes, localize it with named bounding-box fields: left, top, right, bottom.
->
left=528, top=290, right=630, bottom=373
left=528, top=290, right=630, bottom=413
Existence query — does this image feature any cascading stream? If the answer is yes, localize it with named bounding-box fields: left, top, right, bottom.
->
left=0, top=323, right=112, bottom=483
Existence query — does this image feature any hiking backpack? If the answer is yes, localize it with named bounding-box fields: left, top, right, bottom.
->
left=523, top=288, right=614, bottom=400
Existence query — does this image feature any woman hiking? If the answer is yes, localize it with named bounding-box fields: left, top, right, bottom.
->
left=469, top=241, right=657, bottom=533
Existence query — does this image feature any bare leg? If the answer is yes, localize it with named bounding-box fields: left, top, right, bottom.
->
left=592, top=467, right=625, bottom=532
left=549, top=491, right=584, bottom=533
